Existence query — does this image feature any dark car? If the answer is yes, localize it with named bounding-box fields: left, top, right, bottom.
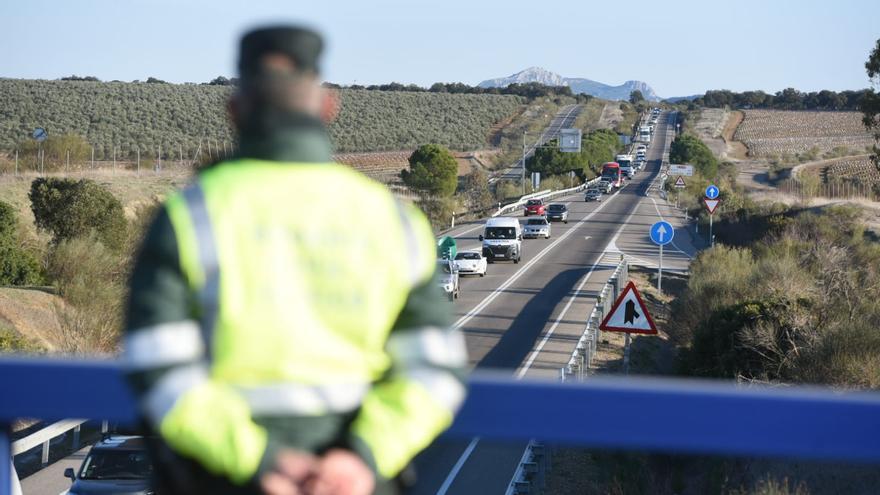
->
left=546, top=204, right=568, bottom=223
left=64, top=436, right=153, bottom=495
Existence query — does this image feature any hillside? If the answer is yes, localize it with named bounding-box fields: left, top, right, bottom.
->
left=478, top=67, right=660, bottom=101
left=0, top=79, right=523, bottom=155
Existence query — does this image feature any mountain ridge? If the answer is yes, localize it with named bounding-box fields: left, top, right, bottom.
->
left=478, top=67, right=661, bottom=101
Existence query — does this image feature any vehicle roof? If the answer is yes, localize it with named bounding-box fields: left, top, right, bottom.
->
left=456, top=250, right=482, bottom=255
left=90, top=436, right=146, bottom=451
left=602, top=162, right=620, bottom=167
left=485, top=217, right=520, bottom=227
left=548, top=203, right=566, bottom=208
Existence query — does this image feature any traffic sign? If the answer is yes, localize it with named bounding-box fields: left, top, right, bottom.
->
left=599, top=281, right=658, bottom=334
left=669, top=164, right=694, bottom=176
left=649, top=220, right=674, bottom=246
left=32, top=128, right=48, bottom=142
left=559, top=128, right=582, bottom=152
left=674, top=176, right=686, bottom=188
left=704, top=198, right=720, bottom=215
left=705, top=184, right=719, bottom=199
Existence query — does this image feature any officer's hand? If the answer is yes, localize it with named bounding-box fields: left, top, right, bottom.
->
left=260, top=449, right=318, bottom=495
left=309, top=449, right=375, bottom=495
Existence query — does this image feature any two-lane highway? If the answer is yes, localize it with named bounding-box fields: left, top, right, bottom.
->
left=409, top=111, right=680, bottom=495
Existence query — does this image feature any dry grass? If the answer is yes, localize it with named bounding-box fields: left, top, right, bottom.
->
left=0, top=287, right=66, bottom=352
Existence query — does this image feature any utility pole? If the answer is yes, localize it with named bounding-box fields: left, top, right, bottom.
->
left=521, top=131, right=527, bottom=195
left=137, top=147, right=140, bottom=175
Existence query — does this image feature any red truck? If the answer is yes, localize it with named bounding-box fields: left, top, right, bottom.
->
left=524, top=198, right=546, bottom=216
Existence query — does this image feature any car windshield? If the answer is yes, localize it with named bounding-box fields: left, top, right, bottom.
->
left=526, top=200, right=542, bottom=206
left=548, top=205, right=565, bottom=211
left=455, top=252, right=480, bottom=260
left=485, top=227, right=516, bottom=239
left=527, top=219, right=547, bottom=225
left=78, top=450, right=152, bottom=480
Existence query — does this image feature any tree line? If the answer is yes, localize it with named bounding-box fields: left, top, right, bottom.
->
left=692, top=88, right=868, bottom=111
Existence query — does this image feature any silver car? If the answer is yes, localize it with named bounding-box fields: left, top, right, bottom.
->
left=436, top=259, right=460, bottom=301
left=585, top=188, right=603, bottom=202
left=523, top=217, right=551, bottom=239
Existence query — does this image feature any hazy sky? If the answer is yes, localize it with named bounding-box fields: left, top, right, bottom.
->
left=2, top=0, right=878, bottom=97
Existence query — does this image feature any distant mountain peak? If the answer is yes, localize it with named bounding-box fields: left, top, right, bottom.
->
left=478, top=68, right=660, bottom=101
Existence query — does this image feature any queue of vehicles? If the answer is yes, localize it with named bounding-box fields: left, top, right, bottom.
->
left=440, top=109, right=664, bottom=300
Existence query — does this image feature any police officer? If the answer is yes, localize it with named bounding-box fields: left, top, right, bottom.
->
left=123, top=26, right=467, bottom=495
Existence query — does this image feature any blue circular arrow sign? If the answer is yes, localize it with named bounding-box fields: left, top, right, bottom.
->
left=705, top=184, right=719, bottom=199
left=649, top=220, right=674, bottom=246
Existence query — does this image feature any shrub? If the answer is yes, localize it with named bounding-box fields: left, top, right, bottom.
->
left=29, top=178, right=127, bottom=251
left=48, top=234, right=125, bottom=353
left=0, top=327, right=43, bottom=353
left=400, top=144, right=459, bottom=197
left=0, top=201, right=42, bottom=286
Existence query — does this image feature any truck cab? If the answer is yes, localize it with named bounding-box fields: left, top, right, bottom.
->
left=479, top=217, right=523, bottom=263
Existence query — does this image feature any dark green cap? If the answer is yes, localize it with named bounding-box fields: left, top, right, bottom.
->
left=238, top=26, right=323, bottom=80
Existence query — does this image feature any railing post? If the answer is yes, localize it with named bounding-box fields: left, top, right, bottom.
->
left=0, top=424, right=10, bottom=495
left=72, top=424, right=81, bottom=450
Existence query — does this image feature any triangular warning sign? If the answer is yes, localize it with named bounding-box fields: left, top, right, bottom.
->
left=703, top=198, right=720, bottom=214
left=674, top=176, right=686, bottom=188
left=599, top=281, right=658, bottom=334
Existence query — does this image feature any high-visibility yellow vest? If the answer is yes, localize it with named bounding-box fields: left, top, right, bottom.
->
left=164, top=160, right=437, bottom=388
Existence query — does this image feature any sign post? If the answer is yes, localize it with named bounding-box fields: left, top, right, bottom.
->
left=599, top=281, right=658, bottom=374
left=704, top=185, right=720, bottom=247
left=32, top=128, right=47, bottom=175
left=649, top=220, right=674, bottom=293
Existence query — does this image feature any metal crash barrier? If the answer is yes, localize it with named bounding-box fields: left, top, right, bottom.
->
left=2, top=358, right=880, bottom=495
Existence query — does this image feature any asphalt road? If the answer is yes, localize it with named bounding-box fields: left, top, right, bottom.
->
left=492, top=104, right=583, bottom=182
left=409, top=111, right=685, bottom=495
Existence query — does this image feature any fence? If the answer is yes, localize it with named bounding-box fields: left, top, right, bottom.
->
left=778, top=177, right=879, bottom=201
left=0, top=141, right=235, bottom=176
left=2, top=358, right=880, bottom=495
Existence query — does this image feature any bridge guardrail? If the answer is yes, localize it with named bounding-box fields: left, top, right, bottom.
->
left=2, top=354, right=880, bottom=495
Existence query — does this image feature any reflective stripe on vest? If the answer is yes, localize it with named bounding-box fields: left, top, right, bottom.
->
left=235, top=383, right=369, bottom=416
left=124, top=320, right=204, bottom=371
left=181, top=184, right=220, bottom=359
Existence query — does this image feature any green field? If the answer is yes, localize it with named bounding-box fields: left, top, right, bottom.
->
left=0, top=79, right=523, bottom=155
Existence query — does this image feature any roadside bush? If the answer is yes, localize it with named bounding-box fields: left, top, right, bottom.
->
left=417, top=197, right=462, bottom=231
left=0, top=201, right=42, bottom=286
left=0, top=327, right=43, bottom=353
left=674, top=205, right=880, bottom=387
left=400, top=144, right=458, bottom=197
left=29, top=178, right=127, bottom=251
left=47, top=234, right=125, bottom=353
left=459, top=168, right=494, bottom=212
left=669, top=133, right=718, bottom=178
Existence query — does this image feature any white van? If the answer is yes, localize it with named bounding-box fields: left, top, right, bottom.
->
left=479, top=217, right=523, bottom=263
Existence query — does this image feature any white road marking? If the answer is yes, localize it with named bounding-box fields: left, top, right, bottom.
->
left=517, top=179, right=651, bottom=377
left=648, top=197, right=693, bottom=259
left=451, top=189, right=621, bottom=331
left=435, top=438, right=480, bottom=495
left=440, top=113, right=674, bottom=495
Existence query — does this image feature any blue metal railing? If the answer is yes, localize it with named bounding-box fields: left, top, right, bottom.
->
left=3, top=358, right=880, bottom=494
